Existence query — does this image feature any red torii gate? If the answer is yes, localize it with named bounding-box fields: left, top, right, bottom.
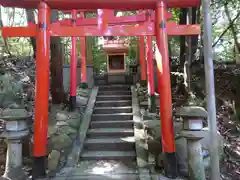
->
left=0, top=0, right=201, bottom=179
left=63, top=9, right=176, bottom=110
left=56, top=9, right=199, bottom=111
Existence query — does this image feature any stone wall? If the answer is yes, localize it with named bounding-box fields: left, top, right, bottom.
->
left=47, top=88, right=90, bottom=176
left=63, top=65, right=94, bottom=92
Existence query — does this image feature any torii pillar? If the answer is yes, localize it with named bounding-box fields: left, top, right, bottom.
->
left=139, top=10, right=147, bottom=85
left=146, top=10, right=156, bottom=112
left=79, top=12, right=87, bottom=88
left=32, top=1, right=50, bottom=178
left=69, top=10, right=77, bottom=111
left=155, top=1, right=178, bottom=178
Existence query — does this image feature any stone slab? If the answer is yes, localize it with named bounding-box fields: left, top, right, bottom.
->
left=81, top=151, right=136, bottom=160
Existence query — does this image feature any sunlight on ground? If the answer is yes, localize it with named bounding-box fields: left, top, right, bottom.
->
left=91, top=161, right=118, bottom=175
left=120, top=136, right=135, bottom=142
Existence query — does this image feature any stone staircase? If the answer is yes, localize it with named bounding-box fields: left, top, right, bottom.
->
left=80, top=84, right=136, bottom=162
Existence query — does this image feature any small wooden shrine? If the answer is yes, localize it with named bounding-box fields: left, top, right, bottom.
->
left=103, top=38, right=129, bottom=73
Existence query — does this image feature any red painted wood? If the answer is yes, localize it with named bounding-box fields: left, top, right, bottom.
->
left=56, top=12, right=172, bottom=26
left=49, top=22, right=200, bottom=36
left=33, top=1, right=50, bottom=157
left=79, top=12, right=87, bottom=83
left=139, top=10, right=146, bottom=81
left=0, top=0, right=201, bottom=10
left=70, top=10, right=77, bottom=97
left=155, top=1, right=175, bottom=153
left=2, top=22, right=200, bottom=37
left=146, top=11, right=154, bottom=96
left=1, top=24, right=37, bottom=37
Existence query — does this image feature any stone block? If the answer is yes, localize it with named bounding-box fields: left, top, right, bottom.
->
left=50, top=134, right=72, bottom=151
left=48, top=150, right=61, bottom=171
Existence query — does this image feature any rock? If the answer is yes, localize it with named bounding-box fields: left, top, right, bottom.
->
left=48, top=126, right=57, bottom=137
left=144, top=120, right=161, bottom=139
left=48, top=150, right=61, bottom=171
left=56, top=112, right=68, bottom=121
left=77, top=88, right=89, bottom=97
left=143, top=120, right=182, bottom=140
left=50, top=134, right=72, bottom=151
left=138, top=95, right=146, bottom=102
left=8, top=103, right=21, bottom=109
left=58, top=126, right=77, bottom=139
left=139, top=101, right=148, bottom=109
left=76, top=96, right=88, bottom=107
left=68, top=117, right=81, bottom=129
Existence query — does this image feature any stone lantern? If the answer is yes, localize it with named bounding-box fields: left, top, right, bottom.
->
left=0, top=108, right=29, bottom=180
left=175, top=106, right=208, bottom=180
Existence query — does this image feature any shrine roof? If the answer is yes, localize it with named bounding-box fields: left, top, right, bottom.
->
left=103, top=39, right=129, bottom=54
left=0, top=0, right=200, bottom=10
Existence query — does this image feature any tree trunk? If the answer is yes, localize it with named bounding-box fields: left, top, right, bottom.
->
left=191, top=7, right=200, bottom=58
left=25, top=9, right=36, bottom=58
left=0, top=6, right=12, bottom=57
left=50, top=10, right=67, bottom=104
left=224, top=3, right=240, bottom=53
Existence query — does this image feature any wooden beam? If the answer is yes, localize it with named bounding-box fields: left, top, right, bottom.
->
left=2, top=22, right=200, bottom=37
left=1, top=24, right=37, bottom=37
left=0, top=0, right=201, bottom=10
left=56, top=12, right=172, bottom=26
left=49, top=22, right=200, bottom=36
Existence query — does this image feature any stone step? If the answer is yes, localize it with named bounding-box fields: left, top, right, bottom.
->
left=96, top=95, right=132, bottom=101
left=95, top=100, right=132, bottom=107
left=87, top=128, right=134, bottom=138
left=84, top=137, right=135, bottom=151
left=98, top=85, right=131, bottom=91
left=91, top=113, right=133, bottom=121
left=90, top=120, right=134, bottom=128
left=81, top=151, right=136, bottom=161
left=98, top=90, right=131, bottom=96
left=93, top=106, right=132, bottom=114
left=59, top=174, right=139, bottom=180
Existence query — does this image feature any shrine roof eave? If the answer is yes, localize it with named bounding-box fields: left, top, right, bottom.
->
left=0, top=0, right=200, bottom=10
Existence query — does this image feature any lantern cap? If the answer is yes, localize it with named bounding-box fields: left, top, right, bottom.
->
left=0, top=108, right=29, bottom=121
left=175, top=106, right=208, bottom=118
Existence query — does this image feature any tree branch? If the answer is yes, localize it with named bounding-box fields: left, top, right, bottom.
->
left=212, top=11, right=240, bottom=48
